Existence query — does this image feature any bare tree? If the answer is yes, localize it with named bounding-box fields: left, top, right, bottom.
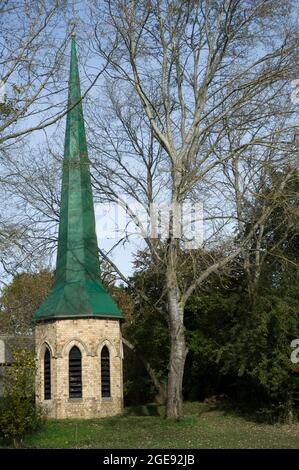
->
left=0, top=0, right=69, bottom=277
left=0, top=1, right=73, bottom=145
left=2, top=0, right=298, bottom=419
left=0, top=1, right=112, bottom=277
left=85, top=0, right=299, bottom=418
left=0, top=141, right=61, bottom=277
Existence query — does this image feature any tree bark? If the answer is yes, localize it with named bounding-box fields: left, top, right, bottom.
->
left=166, top=284, right=188, bottom=419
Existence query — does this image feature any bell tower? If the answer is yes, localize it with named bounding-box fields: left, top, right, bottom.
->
left=34, top=37, right=123, bottom=419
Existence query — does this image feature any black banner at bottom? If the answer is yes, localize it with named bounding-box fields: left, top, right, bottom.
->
left=0, top=448, right=298, bottom=467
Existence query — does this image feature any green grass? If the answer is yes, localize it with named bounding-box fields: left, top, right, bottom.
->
left=2, top=402, right=299, bottom=449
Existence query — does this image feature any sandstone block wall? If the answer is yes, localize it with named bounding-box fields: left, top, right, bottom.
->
left=35, top=318, right=123, bottom=419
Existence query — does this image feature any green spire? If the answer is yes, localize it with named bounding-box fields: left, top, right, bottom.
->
left=34, top=38, right=122, bottom=322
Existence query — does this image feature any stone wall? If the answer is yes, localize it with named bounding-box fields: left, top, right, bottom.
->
left=35, top=318, right=123, bottom=419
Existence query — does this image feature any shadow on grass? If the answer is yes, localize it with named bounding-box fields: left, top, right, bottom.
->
left=123, top=401, right=219, bottom=418
left=209, top=402, right=299, bottom=425
left=123, top=403, right=165, bottom=417
left=179, top=397, right=299, bottom=425
left=122, top=401, right=232, bottom=419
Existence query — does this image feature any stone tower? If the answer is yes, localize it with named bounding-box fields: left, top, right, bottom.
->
left=34, top=38, right=123, bottom=419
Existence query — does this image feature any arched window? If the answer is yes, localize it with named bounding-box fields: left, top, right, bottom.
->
left=69, top=346, right=82, bottom=398
left=44, top=348, right=51, bottom=400
left=101, top=346, right=111, bottom=398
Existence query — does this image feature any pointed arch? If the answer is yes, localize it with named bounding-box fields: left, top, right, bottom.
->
left=61, top=338, right=89, bottom=357
left=69, top=345, right=82, bottom=398
left=38, top=341, right=54, bottom=360
left=97, top=338, right=117, bottom=358
left=101, top=345, right=111, bottom=398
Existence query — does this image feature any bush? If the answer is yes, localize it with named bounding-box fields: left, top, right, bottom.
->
left=0, top=349, right=46, bottom=447
left=254, top=401, right=294, bottom=424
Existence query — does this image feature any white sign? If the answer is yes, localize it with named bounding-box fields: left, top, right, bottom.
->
left=291, top=338, right=299, bottom=364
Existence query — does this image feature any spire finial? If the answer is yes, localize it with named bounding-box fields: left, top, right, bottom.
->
left=70, top=19, right=77, bottom=39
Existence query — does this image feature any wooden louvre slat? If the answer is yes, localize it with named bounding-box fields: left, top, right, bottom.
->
left=44, top=348, right=51, bottom=400
left=101, top=346, right=111, bottom=398
left=69, top=346, right=82, bottom=398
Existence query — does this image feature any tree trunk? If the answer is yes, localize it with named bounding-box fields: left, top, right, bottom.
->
left=166, top=288, right=187, bottom=419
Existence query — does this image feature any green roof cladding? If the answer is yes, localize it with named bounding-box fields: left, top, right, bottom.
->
left=33, top=38, right=122, bottom=322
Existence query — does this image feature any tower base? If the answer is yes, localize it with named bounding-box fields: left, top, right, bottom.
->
left=35, top=318, right=123, bottom=419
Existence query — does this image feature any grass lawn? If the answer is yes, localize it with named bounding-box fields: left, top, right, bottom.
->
left=2, top=402, right=299, bottom=449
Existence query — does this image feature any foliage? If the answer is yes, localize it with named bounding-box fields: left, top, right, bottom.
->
left=184, top=277, right=299, bottom=421
left=119, top=169, right=299, bottom=421
left=184, top=170, right=299, bottom=420
left=121, top=264, right=169, bottom=404
left=0, top=349, right=46, bottom=447
left=0, top=270, right=53, bottom=335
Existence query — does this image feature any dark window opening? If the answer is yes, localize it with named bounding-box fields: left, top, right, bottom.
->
left=101, top=345, right=110, bottom=398
left=69, top=346, right=82, bottom=398
left=44, top=348, right=51, bottom=400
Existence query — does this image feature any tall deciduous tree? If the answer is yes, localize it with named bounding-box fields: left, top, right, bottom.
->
left=86, top=0, right=299, bottom=417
